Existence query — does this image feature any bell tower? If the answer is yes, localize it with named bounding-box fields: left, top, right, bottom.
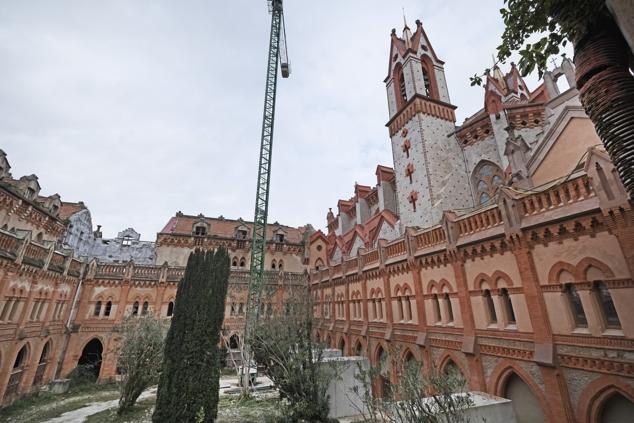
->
left=385, top=19, right=472, bottom=228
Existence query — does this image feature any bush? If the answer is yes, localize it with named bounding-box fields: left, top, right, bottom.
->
left=117, top=315, right=166, bottom=415
left=67, top=364, right=98, bottom=387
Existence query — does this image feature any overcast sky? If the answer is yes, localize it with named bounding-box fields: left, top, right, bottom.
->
left=0, top=1, right=570, bottom=239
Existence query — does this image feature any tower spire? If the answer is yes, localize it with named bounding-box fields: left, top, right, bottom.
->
left=402, top=7, right=409, bottom=29
left=401, top=7, right=412, bottom=48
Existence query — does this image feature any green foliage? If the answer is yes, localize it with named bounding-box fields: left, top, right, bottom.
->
left=250, top=288, right=335, bottom=423
left=68, top=363, right=99, bottom=387
left=470, top=0, right=606, bottom=85
left=116, top=315, right=165, bottom=415
left=152, top=247, right=231, bottom=423
left=352, top=357, right=473, bottom=423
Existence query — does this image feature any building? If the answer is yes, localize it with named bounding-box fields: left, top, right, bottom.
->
left=309, top=19, right=634, bottom=423
left=0, top=151, right=311, bottom=405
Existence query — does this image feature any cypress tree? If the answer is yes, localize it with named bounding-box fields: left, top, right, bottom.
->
left=153, top=247, right=230, bottom=423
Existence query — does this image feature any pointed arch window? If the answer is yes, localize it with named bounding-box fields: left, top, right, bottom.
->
left=594, top=282, right=621, bottom=328
left=142, top=301, right=149, bottom=316
left=564, top=283, right=587, bottom=327
left=499, top=288, right=516, bottom=325
left=167, top=301, right=174, bottom=317
left=239, top=257, right=246, bottom=268
left=422, top=67, right=432, bottom=97
left=399, top=72, right=407, bottom=104
left=432, top=294, right=441, bottom=323
left=483, top=289, right=497, bottom=324
left=94, top=301, right=102, bottom=317
left=472, top=161, right=505, bottom=205
left=132, top=301, right=139, bottom=316
left=232, top=257, right=238, bottom=267
left=104, top=301, right=112, bottom=317
left=444, top=293, right=454, bottom=323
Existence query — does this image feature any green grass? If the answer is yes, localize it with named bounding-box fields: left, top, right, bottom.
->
left=0, top=381, right=282, bottom=423
left=0, top=382, right=119, bottom=423
left=85, top=397, right=155, bottom=423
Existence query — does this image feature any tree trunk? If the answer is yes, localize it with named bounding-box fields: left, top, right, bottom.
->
left=574, top=16, right=634, bottom=200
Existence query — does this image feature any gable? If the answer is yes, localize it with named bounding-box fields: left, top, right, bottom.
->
left=531, top=117, right=600, bottom=186
left=349, top=235, right=365, bottom=257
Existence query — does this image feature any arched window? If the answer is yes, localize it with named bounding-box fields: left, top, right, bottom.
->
left=239, top=257, right=246, bottom=268
left=594, top=282, right=621, bottom=328
left=483, top=289, right=497, bottom=324
left=238, top=303, right=244, bottom=315
left=399, top=72, right=407, bottom=104
left=315, top=258, right=324, bottom=271
left=232, top=257, right=238, bottom=267
left=132, top=301, right=139, bottom=316
left=167, top=301, right=174, bottom=317
left=564, top=284, right=587, bottom=327
left=422, top=67, right=432, bottom=97
left=444, top=293, right=454, bottom=323
left=104, top=301, right=112, bottom=317
left=141, top=301, right=149, bottom=316
left=94, top=301, right=102, bottom=317
left=33, top=342, right=50, bottom=385
left=278, top=260, right=283, bottom=271
left=271, top=260, right=277, bottom=270
left=499, top=288, right=516, bottom=325
left=432, top=294, right=441, bottom=323
left=472, top=161, right=505, bottom=205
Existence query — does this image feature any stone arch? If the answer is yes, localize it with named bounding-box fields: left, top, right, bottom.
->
left=438, top=278, right=453, bottom=293
left=438, top=352, right=467, bottom=378
left=314, top=258, right=324, bottom=270
left=77, top=337, right=104, bottom=379
left=577, top=375, right=634, bottom=423
left=4, top=342, right=31, bottom=400
left=548, top=261, right=580, bottom=283
left=489, top=360, right=551, bottom=423
left=474, top=273, right=492, bottom=290
left=420, top=54, right=440, bottom=99
left=577, top=257, right=615, bottom=280
left=352, top=337, right=365, bottom=356
left=337, top=334, right=347, bottom=356
left=426, top=279, right=439, bottom=294
left=33, top=339, right=52, bottom=386
left=393, top=62, right=407, bottom=110
left=491, top=270, right=514, bottom=288
left=229, top=333, right=240, bottom=350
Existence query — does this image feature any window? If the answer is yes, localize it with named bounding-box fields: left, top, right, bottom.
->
left=444, top=293, right=454, bottom=323
left=432, top=294, right=441, bottom=323
left=232, top=257, right=238, bottom=267
left=104, top=301, right=112, bottom=317
left=132, top=301, right=139, bottom=316
left=194, top=225, right=207, bottom=236
left=472, top=161, right=505, bottom=205
left=499, top=288, right=516, bottom=325
left=236, top=229, right=248, bottom=240
left=483, top=289, right=497, bottom=324
left=275, top=233, right=285, bottom=243
left=594, top=282, right=621, bottom=328
left=399, top=72, right=407, bottom=103
left=122, top=236, right=132, bottom=246
left=278, top=260, right=283, bottom=271
left=564, top=284, right=587, bottom=327
left=0, top=299, right=13, bottom=320
left=271, top=260, right=276, bottom=270
left=240, top=258, right=246, bottom=268
left=142, top=301, right=149, bottom=316
left=422, top=67, right=432, bottom=97
left=94, top=301, right=102, bottom=317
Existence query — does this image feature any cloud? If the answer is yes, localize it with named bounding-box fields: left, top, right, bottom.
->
left=0, top=0, right=571, bottom=238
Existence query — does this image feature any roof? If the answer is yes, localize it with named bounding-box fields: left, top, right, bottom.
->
left=59, top=201, right=87, bottom=221
left=159, top=213, right=305, bottom=244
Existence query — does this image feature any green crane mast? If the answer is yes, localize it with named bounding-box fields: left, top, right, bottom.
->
left=242, top=0, right=289, bottom=388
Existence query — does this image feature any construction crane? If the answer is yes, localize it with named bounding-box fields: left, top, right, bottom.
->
left=241, top=0, right=290, bottom=388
